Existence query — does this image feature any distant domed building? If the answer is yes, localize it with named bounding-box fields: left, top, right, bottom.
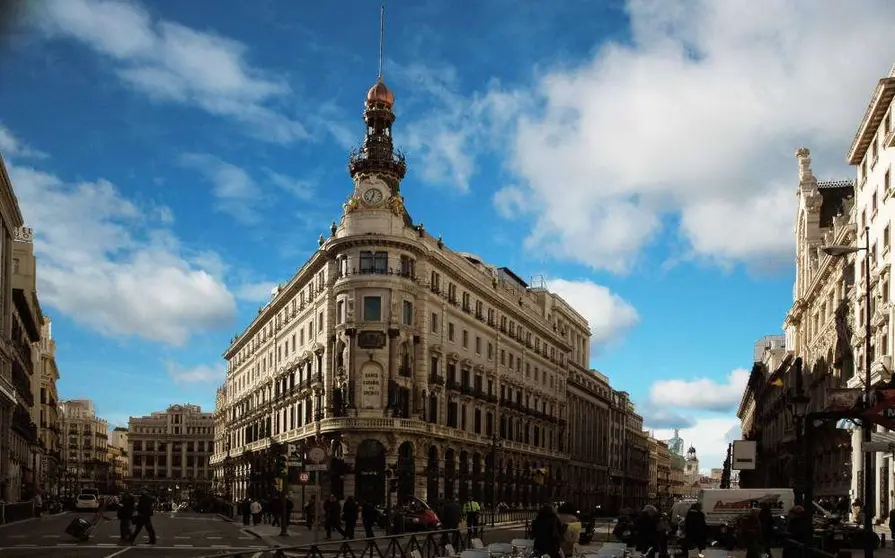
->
left=682, top=445, right=701, bottom=497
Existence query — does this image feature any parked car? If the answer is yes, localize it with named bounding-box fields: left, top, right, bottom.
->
left=75, top=494, right=100, bottom=511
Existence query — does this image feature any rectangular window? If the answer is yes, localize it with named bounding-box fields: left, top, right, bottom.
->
left=363, top=296, right=382, bottom=321
left=475, top=336, right=481, bottom=354
left=360, top=251, right=374, bottom=272
left=448, top=323, right=455, bottom=342
left=431, top=312, right=438, bottom=333
left=337, top=300, right=344, bottom=324
left=462, top=329, right=469, bottom=348
left=374, top=252, right=388, bottom=273
left=403, top=300, right=413, bottom=325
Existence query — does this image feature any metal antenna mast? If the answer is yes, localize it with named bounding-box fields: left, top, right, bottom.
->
left=378, top=1, right=386, bottom=81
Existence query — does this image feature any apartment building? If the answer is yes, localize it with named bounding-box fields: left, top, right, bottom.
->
left=567, top=367, right=611, bottom=509
left=127, top=404, right=214, bottom=499
left=60, top=399, right=109, bottom=494
left=38, top=317, right=61, bottom=494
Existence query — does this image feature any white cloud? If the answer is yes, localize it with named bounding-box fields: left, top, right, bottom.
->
left=0, top=122, right=48, bottom=160
left=394, top=63, right=528, bottom=192
left=236, top=281, right=279, bottom=303
left=648, top=368, right=749, bottom=412
left=653, top=416, right=740, bottom=473
left=31, top=0, right=305, bottom=143
left=545, top=278, right=639, bottom=350
left=4, top=128, right=237, bottom=346
left=181, top=153, right=262, bottom=224
left=265, top=169, right=314, bottom=201
left=405, top=0, right=895, bottom=271
left=166, top=362, right=225, bottom=384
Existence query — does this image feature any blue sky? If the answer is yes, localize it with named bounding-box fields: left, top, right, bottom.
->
left=1, top=0, right=893, bottom=471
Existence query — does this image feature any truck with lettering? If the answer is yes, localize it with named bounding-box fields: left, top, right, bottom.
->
left=696, top=488, right=795, bottom=525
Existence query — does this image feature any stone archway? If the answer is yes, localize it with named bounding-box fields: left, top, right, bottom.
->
left=397, top=441, right=415, bottom=497
left=427, top=446, right=440, bottom=503
left=355, top=438, right=386, bottom=505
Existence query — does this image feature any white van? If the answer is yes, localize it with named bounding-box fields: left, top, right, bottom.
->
left=696, top=488, right=795, bottom=525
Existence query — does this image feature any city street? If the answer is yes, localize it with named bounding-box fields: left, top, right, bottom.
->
left=0, top=511, right=266, bottom=557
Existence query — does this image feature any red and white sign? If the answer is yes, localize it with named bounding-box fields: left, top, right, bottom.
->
left=299, top=472, right=310, bottom=484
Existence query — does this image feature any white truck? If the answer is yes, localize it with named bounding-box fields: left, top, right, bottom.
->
left=696, top=488, right=795, bottom=525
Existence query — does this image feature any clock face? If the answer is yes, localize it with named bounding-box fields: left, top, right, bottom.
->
left=362, top=187, right=384, bottom=205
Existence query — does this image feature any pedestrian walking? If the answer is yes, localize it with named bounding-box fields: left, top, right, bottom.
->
left=682, top=502, right=707, bottom=556
left=361, top=500, right=377, bottom=538
left=342, top=496, right=359, bottom=539
left=250, top=499, right=262, bottom=525
left=462, top=497, right=481, bottom=539
left=118, top=492, right=135, bottom=540
left=324, top=494, right=346, bottom=539
left=441, top=497, right=462, bottom=548
left=129, top=492, right=156, bottom=545
left=240, top=498, right=251, bottom=526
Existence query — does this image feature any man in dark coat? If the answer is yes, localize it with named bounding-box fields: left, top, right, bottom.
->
left=342, top=496, right=359, bottom=539
left=361, top=499, right=378, bottom=538
left=129, top=493, right=156, bottom=545
left=324, top=494, right=345, bottom=539
left=441, top=497, right=462, bottom=548
left=117, top=492, right=135, bottom=541
left=683, top=503, right=707, bottom=556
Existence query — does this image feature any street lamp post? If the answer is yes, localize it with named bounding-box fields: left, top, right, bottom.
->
left=488, top=434, right=501, bottom=527
left=822, top=225, right=874, bottom=558
left=786, top=358, right=810, bottom=509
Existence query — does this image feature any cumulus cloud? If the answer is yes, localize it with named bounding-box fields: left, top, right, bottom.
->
left=181, top=153, right=263, bottom=224
left=404, top=0, right=895, bottom=272
left=653, top=416, right=741, bottom=473
left=4, top=128, right=237, bottom=346
left=639, top=407, right=695, bottom=430
left=545, top=278, right=639, bottom=350
left=648, top=369, right=750, bottom=412
left=166, top=362, right=226, bottom=384
left=0, top=121, right=47, bottom=159
left=31, top=0, right=305, bottom=143
left=236, top=281, right=279, bottom=303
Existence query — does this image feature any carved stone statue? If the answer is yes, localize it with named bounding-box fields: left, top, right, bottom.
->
left=342, top=342, right=350, bottom=372
left=346, top=298, right=355, bottom=321
left=387, top=194, right=405, bottom=217
left=796, top=147, right=814, bottom=183
left=343, top=194, right=359, bottom=214
left=391, top=298, right=400, bottom=322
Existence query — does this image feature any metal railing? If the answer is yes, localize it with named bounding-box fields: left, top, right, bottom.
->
left=0, top=501, right=35, bottom=525
left=199, top=527, right=489, bottom=558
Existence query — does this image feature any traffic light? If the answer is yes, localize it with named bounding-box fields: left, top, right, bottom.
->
left=275, top=454, right=287, bottom=478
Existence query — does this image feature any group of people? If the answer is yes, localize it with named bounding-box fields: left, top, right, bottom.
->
left=114, top=491, right=157, bottom=545
left=238, top=496, right=294, bottom=527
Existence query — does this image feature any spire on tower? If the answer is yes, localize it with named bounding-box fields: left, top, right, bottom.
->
left=348, top=0, right=406, bottom=186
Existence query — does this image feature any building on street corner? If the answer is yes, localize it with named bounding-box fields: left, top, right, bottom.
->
left=211, top=61, right=651, bottom=511
left=843, top=64, right=895, bottom=520
left=60, top=399, right=109, bottom=495
left=126, top=404, right=214, bottom=500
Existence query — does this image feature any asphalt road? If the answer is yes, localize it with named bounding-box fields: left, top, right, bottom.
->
left=0, top=510, right=266, bottom=557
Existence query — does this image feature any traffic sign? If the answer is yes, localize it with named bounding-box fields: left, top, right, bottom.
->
left=299, top=472, right=310, bottom=484
left=308, top=446, right=327, bottom=464
left=306, top=464, right=327, bottom=472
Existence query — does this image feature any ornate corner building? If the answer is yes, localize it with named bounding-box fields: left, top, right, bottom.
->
left=211, top=75, right=647, bottom=510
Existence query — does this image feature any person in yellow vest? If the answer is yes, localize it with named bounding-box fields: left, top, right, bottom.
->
left=463, top=498, right=481, bottom=538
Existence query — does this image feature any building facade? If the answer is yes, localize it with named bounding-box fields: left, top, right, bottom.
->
left=781, top=148, right=855, bottom=499
left=107, top=428, right=128, bottom=493
left=60, top=399, right=109, bottom=495
left=38, top=317, right=61, bottom=495
left=9, top=221, right=42, bottom=502
left=0, top=156, right=25, bottom=501
left=566, top=367, right=611, bottom=510
left=844, top=64, right=895, bottom=520
left=625, top=406, right=650, bottom=510
left=211, top=75, right=621, bottom=510
left=127, top=404, right=214, bottom=500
